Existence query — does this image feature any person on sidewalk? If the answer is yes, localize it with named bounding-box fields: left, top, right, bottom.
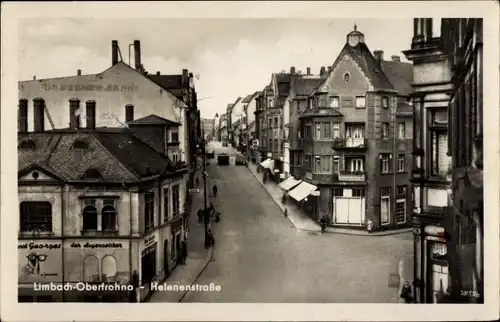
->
left=196, top=177, right=200, bottom=187
left=212, top=184, right=218, bottom=198
left=208, top=229, right=215, bottom=247
left=180, top=241, right=187, bottom=265
left=319, top=215, right=327, bottom=233
left=197, top=208, right=203, bottom=223
left=400, top=281, right=413, bottom=303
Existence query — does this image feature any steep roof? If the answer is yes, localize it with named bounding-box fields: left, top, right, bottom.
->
left=128, top=114, right=180, bottom=126
left=18, top=129, right=177, bottom=182
left=299, top=108, right=344, bottom=119
left=381, top=60, right=413, bottom=96
left=275, top=73, right=292, bottom=97
left=292, top=77, right=323, bottom=96
left=147, top=74, right=183, bottom=90
left=242, top=94, right=254, bottom=103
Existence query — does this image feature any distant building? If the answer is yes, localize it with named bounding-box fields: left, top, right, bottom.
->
left=296, top=25, right=413, bottom=228
left=17, top=120, right=188, bottom=302
left=200, top=118, right=215, bottom=141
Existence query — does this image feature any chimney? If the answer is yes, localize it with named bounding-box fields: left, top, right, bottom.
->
left=320, top=66, right=326, bottom=76
left=77, top=69, right=82, bottom=76
left=112, top=40, right=119, bottom=65
left=33, top=98, right=45, bottom=132
left=134, top=40, right=142, bottom=71
left=391, top=55, right=401, bottom=62
left=182, top=69, right=188, bottom=86
left=306, top=67, right=311, bottom=75
left=33, top=75, right=36, bottom=80
left=290, top=66, right=296, bottom=74
left=156, top=71, right=160, bottom=75
left=69, top=99, right=81, bottom=129
left=85, top=101, right=96, bottom=129
left=373, top=50, right=384, bottom=67
left=327, top=66, right=332, bottom=73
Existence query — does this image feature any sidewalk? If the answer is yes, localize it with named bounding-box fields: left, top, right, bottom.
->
left=247, top=162, right=412, bottom=236
left=148, top=160, right=214, bottom=303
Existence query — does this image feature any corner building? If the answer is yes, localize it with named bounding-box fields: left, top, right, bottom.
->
left=297, top=26, right=413, bottom=230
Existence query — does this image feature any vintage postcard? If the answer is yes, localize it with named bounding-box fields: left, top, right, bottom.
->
left=1, top=1, right=499, bottom=321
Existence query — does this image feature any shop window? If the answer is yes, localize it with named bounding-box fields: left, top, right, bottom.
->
left=20, top=201, right=52, bottom=233
left=172, top=185, right=180, bottom=217
left=333, top=188, right=343, bottom=197
left=101, top=255, right=117, bottom=282
left=144, top=192, right=155, bottom=233
left=352, top=189, right=365, bottom=197
left=380, top=187, right=391, bottom=225
left=396, top=185, right=407, bottom=224
left=83, top=255, right=100, bottom=282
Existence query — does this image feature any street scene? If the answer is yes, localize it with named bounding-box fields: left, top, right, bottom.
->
left=14, top=15, right=483, bottom=306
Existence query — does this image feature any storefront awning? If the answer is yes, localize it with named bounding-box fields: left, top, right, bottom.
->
left=278, top=177, right=302, bottom=191
left=260, top=158, right=275, bottom=170
left=287, top=181, right=318, bottom=202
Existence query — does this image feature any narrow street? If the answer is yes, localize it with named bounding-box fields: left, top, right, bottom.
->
left=181, top=142, right=413, bottom=303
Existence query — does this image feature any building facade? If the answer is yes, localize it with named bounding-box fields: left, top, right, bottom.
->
left=403, top=18, right=483, bottom=304
left=200, top=118, right=215, bottom=141
left=18, top=125, right=188, bottom=302
left=296, top=26, right=413, bottom=228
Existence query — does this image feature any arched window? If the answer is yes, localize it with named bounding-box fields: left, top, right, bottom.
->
left=81, top=168, right=103, bottom=180
left=18, top=140, right=36, bottom=150
left=72, top=140, right=89, bottom=150
left=101, top=205, right=117, bottom=232
left=83, top=255, right=99, bottom=282
left=19, top=201, right=52, bottom=232
left=101, top=255, right=117, bottom=282
left=82, top=205, right=98, bottom=231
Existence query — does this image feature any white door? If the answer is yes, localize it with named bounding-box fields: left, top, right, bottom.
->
left=381, top=196, right=390, bottom=225
left=334, top=198, right=349, bottom=224
left=333, top=196, right=364, bottom=225
left=347, top=198, right=363, bottom=224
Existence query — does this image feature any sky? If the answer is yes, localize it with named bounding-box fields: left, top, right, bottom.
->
left=18, top=18, right=440, bottom=119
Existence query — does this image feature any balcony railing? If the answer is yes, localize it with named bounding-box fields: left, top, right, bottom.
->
left=337, top=171, right=366, bottom=182
left=332, top=138, right=368, bottom=150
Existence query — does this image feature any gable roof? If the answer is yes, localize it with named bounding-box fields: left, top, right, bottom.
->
left=128, top=114, right=181, bottom=126
left=299, top=108, right=344, bottom=119
left=242, top=94, right=254, bottom=103
left=18, top=129, right=177, bottom=183
left=314, top=42, right=396, bottom=94
left=147, top=74, right=183, bottom=90
left=274, top=73, right=293, bottom=97
left=292, top=77, right=323, bottom=96
left=381, top=60, right=413, bottom=96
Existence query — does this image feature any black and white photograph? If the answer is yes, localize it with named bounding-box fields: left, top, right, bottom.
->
left=1, top=1, right=499, bottom=321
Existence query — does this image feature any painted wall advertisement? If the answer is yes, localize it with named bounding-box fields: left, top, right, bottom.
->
left=18, top=241, right=62, bottom=283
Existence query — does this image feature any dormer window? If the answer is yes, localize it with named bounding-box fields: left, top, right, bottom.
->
left=81, top=169, right=103, bottom=180
left=19, top=140, right=36, bottom=150
left=72, top=140, right=89, bottom=150
left=382, top=96, right=389, bottom=108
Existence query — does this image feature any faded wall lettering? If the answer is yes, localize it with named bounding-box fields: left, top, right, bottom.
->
left=18, top=243, right=62, bottom=250
left=41, top=83, right=137, bottom=92
left=70, top=242, right=123, bottom=249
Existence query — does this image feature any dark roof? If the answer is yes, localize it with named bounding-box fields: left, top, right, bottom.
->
left=299, top=108, right=344, bottom=119
left=128, top=114, right=180, bottom=126
left=147, top=74, right=183, bottom=90
left=292, top=78, right=323, bottom=96
left=315, top=42, right=396, bottom=94
left=275, top=73, right=293, bottom=97
left=381, top=61, right=413, bottom=96
left=242, top=94, right=254, bottom=103
left=18, top=129, right=177, bottom=182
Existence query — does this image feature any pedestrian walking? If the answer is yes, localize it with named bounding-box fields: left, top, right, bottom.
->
left=208, top=229, right=215, bottom=246
left=212, top=184, right=218, bottom=198
left=196, top=177, right=200, bottom=187
left=319, top=216, right=327, bottom=233
left=400, top=281, right=413, bottom=303
left=197, top=208, right=203, bottom=223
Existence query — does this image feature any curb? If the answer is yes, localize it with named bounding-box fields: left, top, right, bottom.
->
left=178, top=246, right=214, bottom=303
left=246, top=165, right=412, bottom=237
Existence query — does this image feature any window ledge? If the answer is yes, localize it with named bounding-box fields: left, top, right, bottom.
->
left=19, top=231, right=55, bottom=237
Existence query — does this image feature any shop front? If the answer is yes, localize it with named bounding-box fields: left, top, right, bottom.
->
left=18, top=240, right=63, bottom=302
left=63, top=239, right=131, bottom=302
left=170, top=216, right=184, bottom=271
left=139, top=231, right=158, bottom=301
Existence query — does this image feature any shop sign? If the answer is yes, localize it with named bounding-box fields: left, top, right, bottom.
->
left=411, top=215, right=421, bottom=227
left=18, top=242, right=62, bottom=283
left=70, top=242, right=123, bottom=249
left=144, top=234, right=156, bottom=247
left=41, top=83, right=138, bottom=92
left=306, top=172, right=313, bottom=180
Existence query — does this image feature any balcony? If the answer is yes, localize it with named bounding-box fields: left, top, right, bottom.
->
left=337, top=171, right=366, bottom=182
left=332, top=138, right=368, bottom=150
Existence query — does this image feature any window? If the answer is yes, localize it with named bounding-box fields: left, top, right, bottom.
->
left=20, top=202, right=52, bottom=232
left=274, top=117, right=278, bottom=127
left=398, top=122, right=406, bottom=139
left=355, top=96, right=365, bottom=108
left=333, top=156, right=340, bottom=173
left=125, top=105, right=134, bottom=123
left=268, top=138, right=272, bottom=148
left=172, top=185, right=180, bottom=217
left=33, top=98, right=45, bottom=132
left=163, top=188, right=169, bottom=222
left=380, top=154, right=390, bottom=173
left=352, top=189, right=365, bottom=197
left=323, top=123, right=332, bottom=139
left=382, top=123, right=390, bottom=139
left=347, top=158, right=364, bottom=172
left=345, top=125, right=364, bottom=138
left=81, top=168, right=103, bottom=180
left=332, top=123, right=340, bottom=138
left=315, top=124, right=321, bottom=139
left=308, top=98, right=313, bottom=110
left=304, top=155, right=312, bottom=171
left=333, top=188, right=343, bottom=197
left=344, top=73, right=350, bottom=83
left=170, top=131, right=179, bottom=143
left=431, top=131, right=451, bottom=176
left=380, top=187, right=391, bottom=225
left=314, top=156, right=321, bottom=172
left=398, top=154, right=405, bottom=172
left=19, top=140, right=36, bottom=149
left=102, top=200, right=117, bottom=232
left=72, top=140, right=89, bottom=149
left=396, top=186, right=407, bottom=223
left=329, top=96, right=340, bottom=108
left=82, top=204, right=98, bottom=232
left=382, top=96, right=389, bottom=108
left=144, top=192, right=155, bottom=233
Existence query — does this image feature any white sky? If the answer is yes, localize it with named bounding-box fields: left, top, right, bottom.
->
left=18, top=18, right=441, bottom=118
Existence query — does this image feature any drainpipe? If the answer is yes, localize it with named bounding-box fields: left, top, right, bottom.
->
left=122, top=182, right=133, bottom=302
left=393, top=97, right=397, bottom=229
left=419, top=95, right=425, bottom=303
left=60, top=183, right=66, bottom=302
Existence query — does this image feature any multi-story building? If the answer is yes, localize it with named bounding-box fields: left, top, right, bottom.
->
left=230, top=97, right=243, bottom=148
left=218, top=113, right=228, bottom=142
left=200, top=118, right=215, bottom=141
left=403, top=18, right=483, bottom=304
left=294, top=25, right=413, bottom=228
left=17, top=118, right=188, bottom=302
left=226, top=103, right=234, bottom=145
left=255, top=86, right=273, bottom=162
